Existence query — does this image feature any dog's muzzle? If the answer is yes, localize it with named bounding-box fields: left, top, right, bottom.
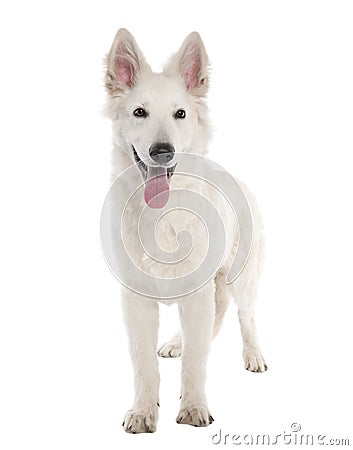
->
left=132, top=144, right=177, bottom=209
left=149, top=142, right=175, bottom=164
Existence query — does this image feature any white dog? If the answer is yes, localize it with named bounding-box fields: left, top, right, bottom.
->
left=104, top=29, right=267, bottom=434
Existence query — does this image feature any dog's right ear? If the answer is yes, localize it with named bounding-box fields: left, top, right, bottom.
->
left=164, top=32, right=209, bottom=98
left=105, top=29, right=150, bottom=96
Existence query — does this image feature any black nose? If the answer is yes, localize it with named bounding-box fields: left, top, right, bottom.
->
left=149, top=142, right=175, bottom=164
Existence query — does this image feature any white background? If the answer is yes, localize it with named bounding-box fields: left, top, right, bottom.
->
left=0, top=1, right=352, bottom=448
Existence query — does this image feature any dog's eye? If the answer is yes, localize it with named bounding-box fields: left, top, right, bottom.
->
left=133, top=108, right=147, bottom=118
left=174, top=109, right=186, bottom=119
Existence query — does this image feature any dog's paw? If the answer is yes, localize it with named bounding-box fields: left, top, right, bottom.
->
left=157, top=340, right=182, bottom=358
left=123, top=406, right=158, bottom=434
left=176, top=406, right=214, bottom=427
left=244, top=354, right=268, bottom=373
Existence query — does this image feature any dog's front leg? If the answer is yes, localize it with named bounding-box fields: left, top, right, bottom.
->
left=176, top=282, right=215, bottom=427
left=121, top=289, right=159, bottom=433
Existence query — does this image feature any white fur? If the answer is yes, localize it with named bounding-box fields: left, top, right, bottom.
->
left=104, top=29, right=267, bottom=434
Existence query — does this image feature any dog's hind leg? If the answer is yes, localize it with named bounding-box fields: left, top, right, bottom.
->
left=232, top=238, right=268, bottom=373
left=121, top=289, right=160, bottom=433
left=157, top=330, right=183, bottom=358
left=213, top=271, right=231, bottom=338
left=158, top=271, right=230, bottom=358
left=237, top=307, right=267, bottom=372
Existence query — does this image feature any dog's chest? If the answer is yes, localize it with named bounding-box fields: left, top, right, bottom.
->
left=122, top=202, right=209, bottom=278
left=119, top=174, right=239, bottom=282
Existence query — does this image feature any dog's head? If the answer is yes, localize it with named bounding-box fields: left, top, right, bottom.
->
left=104, top=29, right=210, bottom=208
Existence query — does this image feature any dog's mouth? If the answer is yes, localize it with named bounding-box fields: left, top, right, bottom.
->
left=133, top=146, right=177, bottom=209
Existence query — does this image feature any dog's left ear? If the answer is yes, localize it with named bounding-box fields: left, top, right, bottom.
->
left=105, top=28, right=151, bottom=96
left=164, top=32, right=209, bottom=97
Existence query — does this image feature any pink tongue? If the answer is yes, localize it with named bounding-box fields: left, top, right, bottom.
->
left=144, top=166, right=170, bottom=208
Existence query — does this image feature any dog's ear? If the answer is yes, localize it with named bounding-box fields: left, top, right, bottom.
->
left=105, top=29, right=151, bottom=96
left=164, top=32, right=209, bottom=97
